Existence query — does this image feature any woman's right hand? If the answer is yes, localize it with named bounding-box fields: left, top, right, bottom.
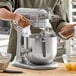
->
left=14, top=13, right=31, bottom=28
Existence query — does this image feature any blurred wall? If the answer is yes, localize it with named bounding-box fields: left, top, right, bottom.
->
left=61, top=0, right=69, bottom=13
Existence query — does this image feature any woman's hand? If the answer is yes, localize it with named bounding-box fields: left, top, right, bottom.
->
left=59, top=24, right=76, bottom=39
left=14, top=13, right=31, bottom=28
left=0, top=8, right=30, bottom=28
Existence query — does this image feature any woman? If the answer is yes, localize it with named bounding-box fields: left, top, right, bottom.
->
left=0, top=0, right=75, bottom=61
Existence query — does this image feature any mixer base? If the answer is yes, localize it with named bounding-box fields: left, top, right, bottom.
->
left=11, top=57, right=58, bottom=70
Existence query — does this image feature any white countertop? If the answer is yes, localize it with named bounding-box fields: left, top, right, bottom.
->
left=0, top=34, right=9, bottom=46
left=0, top=34, right=9, bottom=40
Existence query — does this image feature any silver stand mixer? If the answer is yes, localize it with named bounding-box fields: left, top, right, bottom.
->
left=11, top=8, right=58, bottom=69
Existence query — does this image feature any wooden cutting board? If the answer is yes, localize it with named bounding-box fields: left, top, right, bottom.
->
left=0, top=63, right=76, bottom=76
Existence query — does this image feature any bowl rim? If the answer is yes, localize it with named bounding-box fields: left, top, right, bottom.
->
left=62, top=54, right=76, bottom=63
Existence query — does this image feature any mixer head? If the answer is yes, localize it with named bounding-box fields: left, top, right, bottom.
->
left=29, top=9, right=49, bottom=29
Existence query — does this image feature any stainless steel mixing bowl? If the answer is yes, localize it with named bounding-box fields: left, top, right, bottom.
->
left=24, top=34, right=57, bottom=65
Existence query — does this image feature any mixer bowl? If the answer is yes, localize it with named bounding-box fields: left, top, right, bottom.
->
left=24, top=34, right=57, bottom=65
left=26, top=52, right=55, bottom=65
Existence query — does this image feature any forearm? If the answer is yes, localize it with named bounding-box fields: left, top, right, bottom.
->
left=0, top=8, right=15, bottom=21
left=51, top=0, right=69, bottom=38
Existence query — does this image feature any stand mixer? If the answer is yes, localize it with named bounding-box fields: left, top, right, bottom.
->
left=11, top=8, right=58, bottom=69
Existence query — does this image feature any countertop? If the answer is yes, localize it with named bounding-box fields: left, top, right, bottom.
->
left=0, top=34, right=9, bottom=46
left=0, top=63, right=76, bottom=76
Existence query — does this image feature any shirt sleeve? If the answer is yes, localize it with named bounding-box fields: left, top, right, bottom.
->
left=50, top=0, right=69, bottom=39
left=0, top=1, right=12, bottom=11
